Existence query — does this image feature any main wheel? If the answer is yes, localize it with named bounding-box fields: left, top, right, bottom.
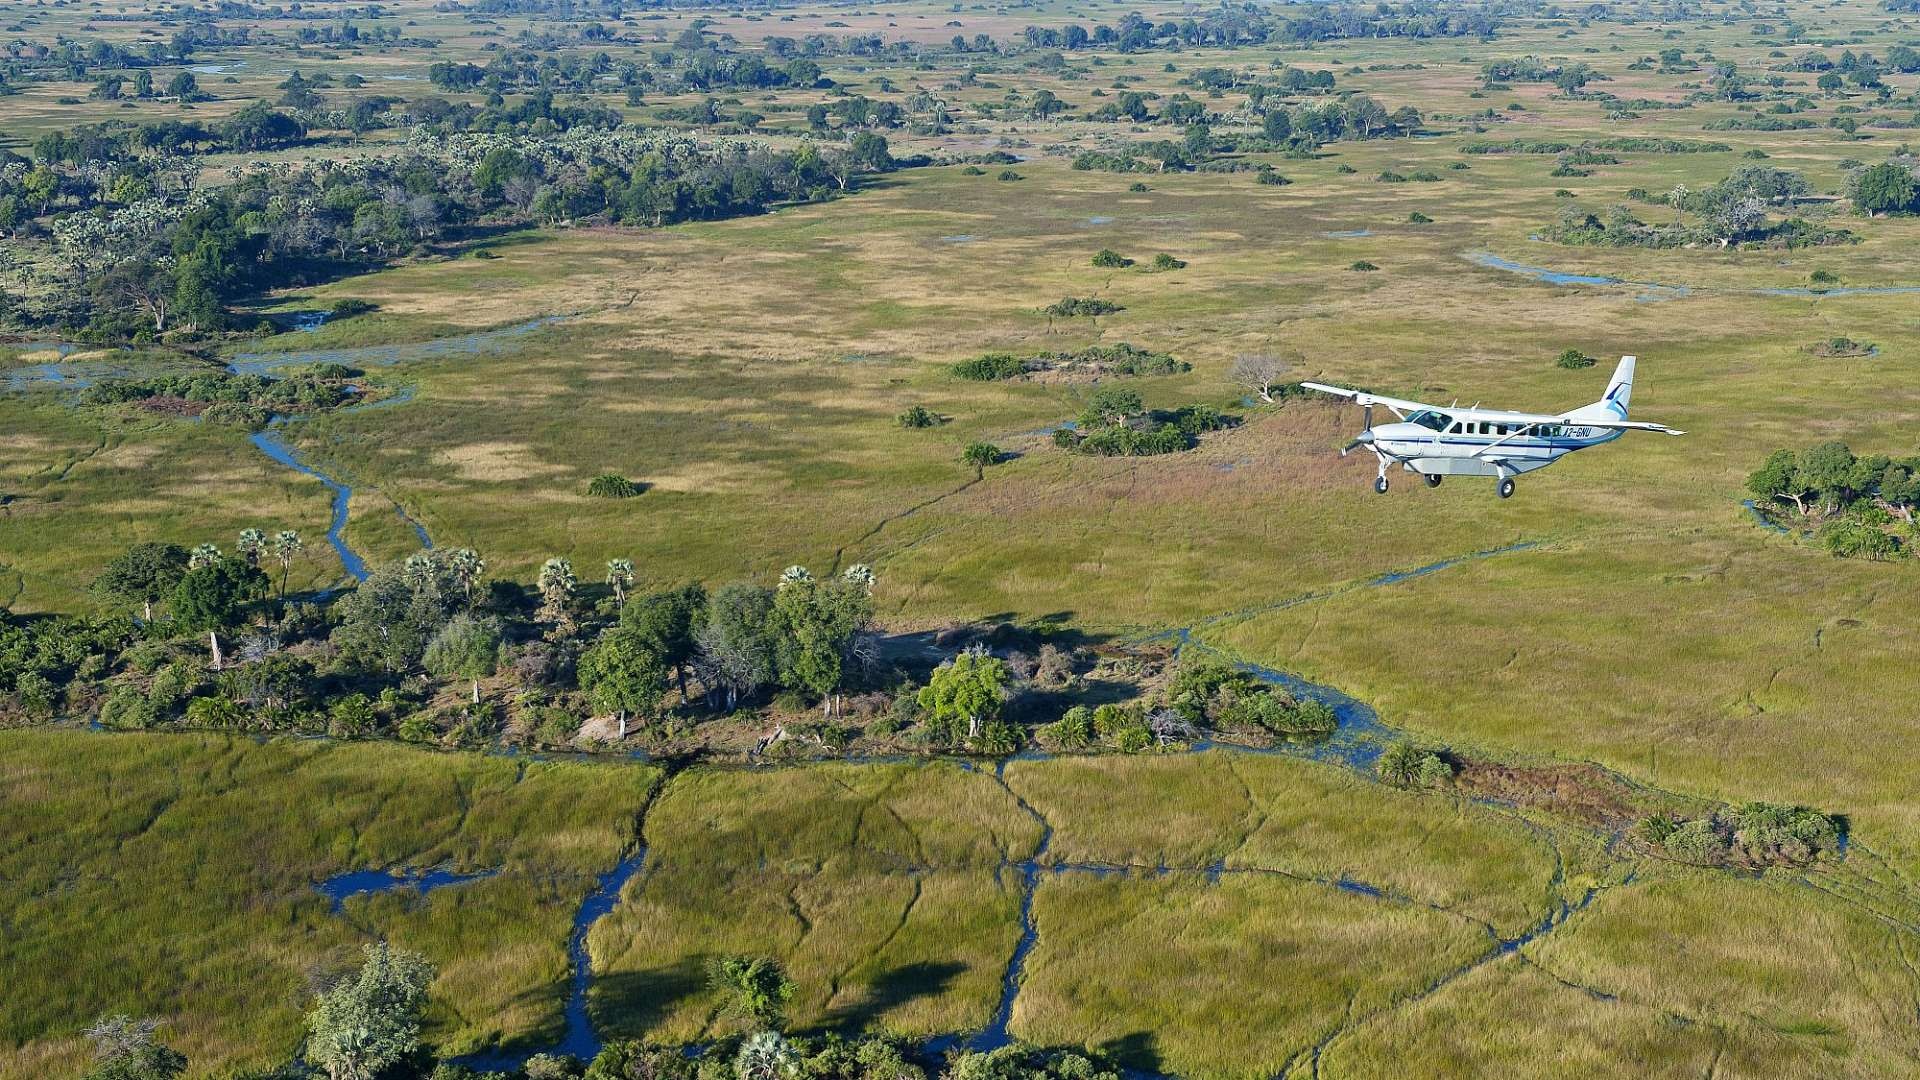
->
left=1373, top=475, right=1389, bottom=494
left=1424, top=473, right=1443, bottom=488
left=1497, top=477, right=1515, bottom=499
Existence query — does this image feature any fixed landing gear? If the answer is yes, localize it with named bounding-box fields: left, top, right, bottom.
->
left=1374, top=475, right=1389, bottom=495
left=1497, top=477, right=1516, bottom=499
left=1424, top=473, right=1443, bottom=488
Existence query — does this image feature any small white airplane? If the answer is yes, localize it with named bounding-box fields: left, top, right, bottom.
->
left=1302, top=355, right=1684, bottom=498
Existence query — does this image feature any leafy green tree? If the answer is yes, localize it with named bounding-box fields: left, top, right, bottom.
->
left=706, top=955, right=796, bottom=1030
left=331, top=558, right=461, bottom=673
left=1849, top=161, right=1919, bottom=216
left=81, top=1016, right=186, bottom=1080
left=770, top=572, right=872, bottom=714
left=695, top=581, right=779, bottom=710
left=305, top=943, right=435, bottom=1080
left=917, top=649, right=1008, bottom=744
left=622, top=583, right=707, bottom=699
left=1747, top=449, right=1813, bottom=514
left=422, top=613, right=504, bottom=703
left=91, top=542, right=189, bottom=621
left=578, top=623, right=668, bottom=737
left=170, top=557, right=268, bottom=632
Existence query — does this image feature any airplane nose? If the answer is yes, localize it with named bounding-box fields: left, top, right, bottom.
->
left=1355, top=430, right=1375, bottom=444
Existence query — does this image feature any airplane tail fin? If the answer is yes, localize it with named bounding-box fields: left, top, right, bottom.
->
left=1567, top=355, right=1634, bottom=421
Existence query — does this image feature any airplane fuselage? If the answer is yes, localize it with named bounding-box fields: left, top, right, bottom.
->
left=1368, top=415, right=1622, bottom=478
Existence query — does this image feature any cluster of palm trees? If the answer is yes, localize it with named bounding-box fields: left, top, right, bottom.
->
left=196, top=527, right=307, bottom=599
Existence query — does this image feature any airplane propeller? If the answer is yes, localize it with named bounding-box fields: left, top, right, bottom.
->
left=1340, top=402, right=1375, bottom=457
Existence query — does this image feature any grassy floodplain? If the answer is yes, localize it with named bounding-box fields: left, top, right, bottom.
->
left=11, top=0, right=1920, bottom=1074
left=0, top=732, right=656, bottom=1078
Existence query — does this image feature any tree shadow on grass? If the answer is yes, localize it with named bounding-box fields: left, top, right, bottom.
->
left=816, top=961, right=965, bottom=1033
left=586, top=956, right=711, bottom=1040
left=1097, top=1031, right=1164, bottom=1075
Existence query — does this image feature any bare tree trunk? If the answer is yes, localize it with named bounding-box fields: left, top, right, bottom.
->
left=142, top=599, right=154, bottom=621
left=617, top=711, right=627, bottom=739
left=209, top=632, right=223, bottom=670
left=471, top=678, right=480, bottom=704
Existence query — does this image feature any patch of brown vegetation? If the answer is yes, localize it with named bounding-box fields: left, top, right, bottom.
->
left=1452, top=758, right=1640, bottom=830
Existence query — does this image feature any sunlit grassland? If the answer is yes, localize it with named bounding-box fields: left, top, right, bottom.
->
left=590, top=761, right=1043, bottom=1042
left=1009, top=871, right=1494, bottom=1079
left=0, top=732, right=656, bottom=1077
left=0, top=396, right=344, bottom=606
left=1007, top=753, right=1566, bottom=935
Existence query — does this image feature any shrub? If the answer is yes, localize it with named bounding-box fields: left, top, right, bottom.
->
left=1408, top=211, right=1433, bottom=223
left=1127, top=181, right=1150, bottom=191
left=586, top=475, right=642, bottom=498
left=1045, top=297, right=1123, bottom=317
left=1152, top=252, right=1187, bottom=270
left=1809, top=269, right=1840, bottom=284
left=962, top=165, right=986, bottom=175
left=1256, top=170, right=1292, bottom=185
left=961, top=442, right=1001, bottom=471
left=997, top=169, right=1022, bottom=181
left=1092, top=248, right=1134, bottom=268
left=1376, top=170, right=1408, bottom=183
left=897, top=404, right=944, bottom=428
left=951, top=353, right=1029, bottom=380
left=1377, top=740, right=1451, bottom=787
left=1335, top=163, right=1358, bottom=174
left=328, top=298, right=376, bottom=318
left=1556, top=348, right=1597, bottom=369
left=1348, top=260, right=1379, bottom=271
left=1046, top=705, right=1095, bottom=748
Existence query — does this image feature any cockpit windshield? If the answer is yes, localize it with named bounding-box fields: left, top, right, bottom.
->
left=1405, top=410, right=1452, bottom=432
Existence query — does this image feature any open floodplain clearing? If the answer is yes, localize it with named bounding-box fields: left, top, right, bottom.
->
left=9, top=0, right=1920, bottom=1075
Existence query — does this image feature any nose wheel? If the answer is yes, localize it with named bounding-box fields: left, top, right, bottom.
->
left=1497, top=477, right=1515, bottom=499
left=1374, top=475, right=1389, bottom=494
left=1424, top=473, right=1442, bottom=488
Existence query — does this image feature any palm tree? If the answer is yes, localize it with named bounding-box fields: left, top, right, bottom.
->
left=188, top=542, right=221, bottom=569
left=446, top=548, right=485, bottom=607
left=236, top=528, right=266, bottom=567
left=272, top=530, right=303, bottom=599
left=779, top=566, right=813, bottom=588
left=538, top=557, right=576, bottom=621
left=605, top=558, right=635, bottom=606
left=842, top=564, right=875, bottom=594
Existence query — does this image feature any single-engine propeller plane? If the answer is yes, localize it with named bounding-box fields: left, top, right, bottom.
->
left=1302, top=355, right=1684, bottom=498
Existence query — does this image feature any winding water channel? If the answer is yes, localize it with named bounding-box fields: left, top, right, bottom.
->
left=304, top=539, right=1559, bottom=1070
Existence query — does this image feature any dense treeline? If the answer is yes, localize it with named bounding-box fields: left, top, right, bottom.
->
left=1018, top=0, right=1502, bottom=51
left=1545, top=165, right=1854, bottom=250
left=1, top=126, right=896, bottom=338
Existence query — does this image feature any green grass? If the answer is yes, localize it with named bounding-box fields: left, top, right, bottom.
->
left=0, top=731, right=656, bottom=1077
left=1006, top=752, right=1564, bottom=935
left=590, top=761, right=1042, bottom=1042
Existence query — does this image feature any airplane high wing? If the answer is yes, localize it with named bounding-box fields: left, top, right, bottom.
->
left=1297, top=382, right=1434, bottom=419
left=1298, top=383, right=1685, bottom=435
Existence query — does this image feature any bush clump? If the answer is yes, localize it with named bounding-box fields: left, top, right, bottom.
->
left=897, top=405, right=945, bottom=428
left=1044, top=297, right=1124, bottom=318
left=586, top=474, right=642, bottom=498
left=1407, top=211, right=1434, bottom=223
left=1152, top=252, right=1187, bottom=270
left=1376, top=740, right=1455, bottom=788
left=1092, top=248, right=1134, bottom=268
left=1634, top=803, right=1842, bottom=867
left=951, top=354, right=1030, bottom=381
left=1349, top=260, right=1379, bottom=271
left=1557, top=348, right=1598, bottom=369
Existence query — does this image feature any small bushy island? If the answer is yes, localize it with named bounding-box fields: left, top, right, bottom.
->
left=1052, top=386, right=1237, bottom=457
left=950, top=343, right=1189, bottom=382
left=1747, top=442, right=1920, bottom=558
left=1632, top=803, right=1843, bottom=868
